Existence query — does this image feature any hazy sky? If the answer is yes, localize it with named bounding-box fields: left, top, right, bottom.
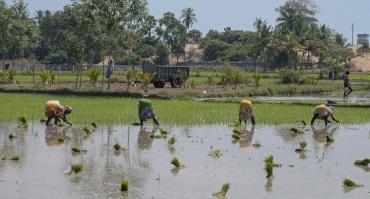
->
left=5, top=0, right=370, bottom=43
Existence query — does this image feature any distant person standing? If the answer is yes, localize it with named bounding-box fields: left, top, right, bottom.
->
left=106, top=56, right=114, bottom=79
left=342, top=70, right=353, bottom=99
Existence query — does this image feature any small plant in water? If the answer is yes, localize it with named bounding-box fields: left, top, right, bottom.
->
left=150, top=134, right=162, bottom=139
left=354, top=158, right=370, bottom=166
left=213, top=183, right=230, bottom=197
left=114, top=143, right=122, bottom=151
left=295, top=141, right=307, bottom=152
left=10, top=155, right=20, bottom=161
left=290, top=127, right=303, bottom=134
left=343, top=178, right=363, bottom=188
left=168, top=136, right=176, bottom=146
left=91, top=122, right=97, bottom=128
left=159, top=128, right=169, bottom=135
left=71, top=164, right=83, bottom=173
left=57, top=138, right=64, bottom=144
left=232, top=133, right=240, bottom=140
left=40, top=118, right=46, bottom=123
left=265, top=161, right=273, bottom=178
left=171, top=157, right=181, bottom=168
left=232, top=128, right=241, bottom=135
left=252, top=140, right=261, bottom=148
left=208, top=149, right=222, bottom=158
left=83, top=127, right=91, bottom=134
left=72, top=147, right=81, bottom=153
left=8, top=133, right=17, bottom=139
left=17, top=116, right=28, bottom=128
left=326, top=135, right=334, bottom=143
left=121, top=179, right=128, bottom=192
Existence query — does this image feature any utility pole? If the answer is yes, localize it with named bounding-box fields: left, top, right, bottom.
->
left=351, top=23, right=354, bottom=45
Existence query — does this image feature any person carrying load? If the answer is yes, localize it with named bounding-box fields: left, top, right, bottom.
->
left=45, top=100, right=72, bottom=125
left=239, top=99, right=256, bottom=126
left=138, top=99, right=160, bottom=126
left=311, top=100, right=339, bottom=127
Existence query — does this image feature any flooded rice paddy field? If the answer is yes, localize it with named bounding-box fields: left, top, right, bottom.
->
left=0, top=122, right=369, bottom=199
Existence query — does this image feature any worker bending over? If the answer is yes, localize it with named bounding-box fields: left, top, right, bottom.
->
left=239, top=99, right=256, bottom=126
left=45, top=100, right=72, bottom=125
left=311, top=100, right=339, bottom=127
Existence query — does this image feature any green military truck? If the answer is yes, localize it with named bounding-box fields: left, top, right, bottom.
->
left=142, top=65, right=190, bottom=88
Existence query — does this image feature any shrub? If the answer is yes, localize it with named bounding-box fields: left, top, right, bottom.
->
left=86, top=68, right=100, bottom=87
left=39, top=70, right=50, bottom=86
left=279, top=69, right=303, bottom=84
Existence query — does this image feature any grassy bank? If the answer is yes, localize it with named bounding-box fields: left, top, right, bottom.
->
left=0, top=93, right=369, bottom=125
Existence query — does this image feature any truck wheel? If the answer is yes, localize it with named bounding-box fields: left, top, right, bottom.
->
left=153, top=81, right=165, bottom=88
left=170, top=76, right=183, bottom=88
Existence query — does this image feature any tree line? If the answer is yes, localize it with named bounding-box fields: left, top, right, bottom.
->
left=0, top=0, right=355, bottom=76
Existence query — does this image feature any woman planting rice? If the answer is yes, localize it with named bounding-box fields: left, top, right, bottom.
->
left=311, top=100, right=340, bottom=127
left=45, top=100, right=72, bottom=125
left=239, top=99, right=256, bottom=126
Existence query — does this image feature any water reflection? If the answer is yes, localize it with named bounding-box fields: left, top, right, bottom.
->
left=312, top=126, right=338, bottom=144
left=137, top=126, right=157, bottom=150
left=239, top=126, right=255, bottom=150
left=44, top=126, right=71, bottom=147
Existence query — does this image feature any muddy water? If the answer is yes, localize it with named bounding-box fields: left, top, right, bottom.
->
left=0, top=122, right=369, bottom=199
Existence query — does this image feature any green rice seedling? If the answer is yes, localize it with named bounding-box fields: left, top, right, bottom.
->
left=57, top=138, right=64, bottom=144
left=295, top=141, right=307, bottom=152
left=252, top=140, right=261, bottom=148
left=264, top=155, right=281, bottom=168
left=71, top=164, right=83, bottom=173
left=213, top=183, right=230, bottom=197
left=71, top=147, right=81, bottom=153
left=150, top=134, right=162, bottom=139
left=83, top=126, right=91, bottom=134
left=10, top=155, right=20, bottom=161
left=343, top=178, right=363, bottom=188
left=171, top=157, right=181, bottom=168
left=159, top=128, right=169, bottom=135
left=40, top=118, right=46, bottom=123
left=57, top=123, right=64, bottom=127
left=301, top=120, right=307, bottom=126
left=120, top=180, right=128, bottom=192
left=91, top=122, right=97, bottom=128
left=17, top=116, right=28, bottom=128
left=290, top=128, right=303, bottom=134
left=8, top=133, right=17, bottom=139
left=232, top=128, right=241, bottom=135
left=228, top=121, right=240, bottom=128
left=113, top=143, right=122, bottom=151
left=265, top=162, right=273, bottom=178
left=168, top=136, right=176, bottom=146
left=326, top=136, right=334, bottom=143
left=232, top=133, right=240, bottom=140
left=354, top=158, right=370, bottom=166
left=208, top=149, right=222, bottom=158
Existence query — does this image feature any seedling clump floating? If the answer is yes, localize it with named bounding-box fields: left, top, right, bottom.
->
left=168, top=136, right=176, bottom=146
left=120, top=180, right=128, bottom=192
left=72, top=147, right=81, bottom=153
left=208, top=149, right=222, bottom=158
left=354, top=158, right=370, bottom=166
left=290, top=128, right=303, bottom=134
left=83, top=126, right=91, bottom=134
left=295, top=141, right=307, bottom=152
left=212, top=183, right=230, bottom=197
left=10, top=156, right=20, bottom=161
left=159, top=128, right=169, bottom=136
left=252, top=140, right=261, bottom=148
left=343, top=178, right=363, bottom=188
left=17, top=117, right=28, bottom=128
left=71, top=164, right=83, bottom=173
left=264, top=155, right=281, bottom=178
left=171, top=157, right=181, bottom=168
left=57, top=138, right=64, bottom=144
left=8, top=133, right=16, bottom=139
left=114, top=143, right=123, bottom=151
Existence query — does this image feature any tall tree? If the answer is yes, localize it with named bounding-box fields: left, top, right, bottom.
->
left=180, top=7, right=197, bottom=31
left=157, top=12, right=187, bottom=63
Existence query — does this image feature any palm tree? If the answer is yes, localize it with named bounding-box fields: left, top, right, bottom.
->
left=180, top=7, right=197, bottom=31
